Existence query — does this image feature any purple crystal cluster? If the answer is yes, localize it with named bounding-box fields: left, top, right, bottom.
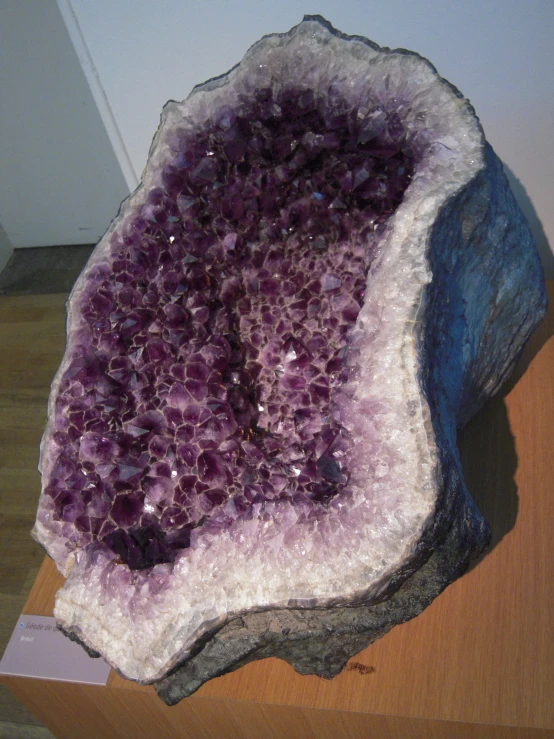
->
left=42, top=88, right=414, bottom=570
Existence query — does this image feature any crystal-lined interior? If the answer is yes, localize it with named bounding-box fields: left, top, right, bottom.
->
left=45, top=87, right=414, bottom=570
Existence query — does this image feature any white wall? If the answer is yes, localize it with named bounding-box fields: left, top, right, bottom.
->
left=65, top=0, right=553, bottom=273
left=0, top=0, right=129, bottom=248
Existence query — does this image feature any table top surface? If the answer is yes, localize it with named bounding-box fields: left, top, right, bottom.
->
left=19, top=285, right=554, bottom=731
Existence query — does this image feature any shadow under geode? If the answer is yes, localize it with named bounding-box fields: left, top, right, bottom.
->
left=458, top=395, right=518, bottom=572
left=460, top=281, right=553, bottom=571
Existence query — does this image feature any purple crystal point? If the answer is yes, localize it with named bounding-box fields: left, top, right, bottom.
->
left=33, top=15, right=545, bottom=704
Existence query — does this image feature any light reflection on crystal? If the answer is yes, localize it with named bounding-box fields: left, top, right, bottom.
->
left=44, top=82, right=414, bottom=570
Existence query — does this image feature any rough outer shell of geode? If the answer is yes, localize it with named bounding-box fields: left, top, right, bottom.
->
left=32, top=16, right=546, bottom=703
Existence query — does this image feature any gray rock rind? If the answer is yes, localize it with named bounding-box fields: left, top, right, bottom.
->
left=156, top=500, right=481, bottom=704
left=155, top=144, right=546, bottom=704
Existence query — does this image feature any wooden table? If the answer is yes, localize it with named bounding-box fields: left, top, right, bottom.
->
left=2, top=286, right=553, bottom=739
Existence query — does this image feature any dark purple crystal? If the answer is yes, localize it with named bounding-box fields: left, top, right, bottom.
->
left=46, top=85, right=415, bottom=569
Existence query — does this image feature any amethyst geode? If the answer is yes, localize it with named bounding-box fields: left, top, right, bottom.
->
left=33, top=16, right=546, bottom=702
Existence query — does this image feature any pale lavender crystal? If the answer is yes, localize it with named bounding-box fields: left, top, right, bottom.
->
left=33, top=16, right=545, bottom=701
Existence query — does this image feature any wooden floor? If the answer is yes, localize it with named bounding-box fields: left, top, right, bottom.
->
left=0, top=294, right=66, bottom=738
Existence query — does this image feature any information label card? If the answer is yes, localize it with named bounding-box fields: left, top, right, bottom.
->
left=0, top=615, right=111, bottom=685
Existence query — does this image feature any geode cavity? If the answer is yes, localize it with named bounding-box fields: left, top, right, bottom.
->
left=33, top=16, right=546, bottom=702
